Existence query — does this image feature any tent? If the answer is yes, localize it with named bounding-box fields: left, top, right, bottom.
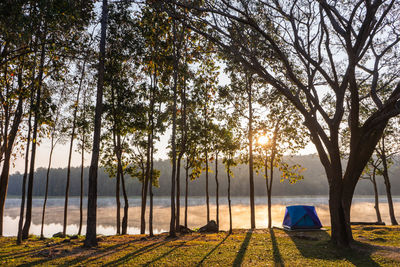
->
left=282, top=205, right=322, bottom=230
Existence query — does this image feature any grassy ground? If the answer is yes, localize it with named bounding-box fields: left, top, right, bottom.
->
left=0, top=226, right=399, bottom=266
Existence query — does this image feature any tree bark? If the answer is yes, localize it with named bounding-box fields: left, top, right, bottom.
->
left=17, top=75, right=35, bottom=244
left=78, top=133, right=85, bottom=236
left=184, top=159, right=189, bottom=228
left=40, top=142, right=55, bottom=239
left=116, top=134, right=128, bottom=235
left=247, top=74, right=255, bottom=229
left=84, top=0, right=107, bottom=248
left=148, top=130, right=154, bottom=236
left=215, top=153, right=219, bottom=228
left=371, top=166, right=382, bottom=223
left=22, top=25, right=46, bottom=239
left=63, top=54, right=86, bottom=237
left=380, top=139, right=398, bottom=225
left=227, top=162, right=232, bottom=235
left=0, top=92, right=23, bottom=236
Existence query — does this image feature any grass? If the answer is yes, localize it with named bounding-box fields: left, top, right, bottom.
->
left=0, top=226, right=399, bottom=266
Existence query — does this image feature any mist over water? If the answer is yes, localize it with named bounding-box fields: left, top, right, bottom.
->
left=3, top=196, right=400, bottom=237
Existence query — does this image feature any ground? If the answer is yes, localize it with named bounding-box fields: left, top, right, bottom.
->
left=1, top=226, right=400, bottom=266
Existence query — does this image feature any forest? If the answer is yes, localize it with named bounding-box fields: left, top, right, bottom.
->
left=0, top=0, right=399, bottom=249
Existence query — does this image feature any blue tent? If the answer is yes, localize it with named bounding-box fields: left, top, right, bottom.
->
left=282, top=205, right=322, bottom=230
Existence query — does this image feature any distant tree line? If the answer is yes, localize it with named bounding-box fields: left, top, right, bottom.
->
left=7, top=156, right=400, bottom=197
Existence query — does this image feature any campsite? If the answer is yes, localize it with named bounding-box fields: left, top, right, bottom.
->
left=1, top=0, right=400, bottom=266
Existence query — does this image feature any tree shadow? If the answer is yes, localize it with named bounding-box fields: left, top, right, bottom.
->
left=269, top=229, right=284, bottom=266
left=286, top=229, right=380, bottom=266
left=18, top=240, right=132, bottom=267
left=144, top=236, right=199, bottom=266
left=233, top=230, right=252, bottom=267
left=196, top=233, right=230, bottom=266
left=105, top=240, right=169, bottom=267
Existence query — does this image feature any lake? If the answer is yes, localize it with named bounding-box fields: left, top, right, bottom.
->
left=3, top=196, right=400, bottom=237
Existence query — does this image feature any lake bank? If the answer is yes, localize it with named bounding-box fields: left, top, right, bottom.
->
left=3, top=196, right=400, bottom=237
left=1, top=226, right=400, bottom=266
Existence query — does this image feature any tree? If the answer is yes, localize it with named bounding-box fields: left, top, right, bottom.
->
left=85, top=0, right=108, bottom=248
left=254, top=95, right=307, bottom=229
left=160, top=0, right=400, bottom=246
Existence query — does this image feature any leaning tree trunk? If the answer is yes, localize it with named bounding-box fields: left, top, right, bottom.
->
left=84, top=0, right=107, bottom=248
left=141, top=132, right=151, bottom=234
left=115, top=167, right=121, bottom=235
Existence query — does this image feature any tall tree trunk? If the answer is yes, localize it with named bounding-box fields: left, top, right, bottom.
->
left=169, top=19, right=179, bottom=238
left=141, top=132, right=151, bottom=234
left=148, top=131, right=154, bottom=237
left=17, top=76, right=35, bottom=244
left=176, top=155, right=181, bottom=231
left=380, top=140, right=397, bottom=225
left=267, top=151, right=275, bottom=229
left=115, top=134, right=128, bottom=235
left=0, top=93, right=23, bottom=236
left=215, top=153, right=219, bottom=228
left=184, top=159, right=188, bottom=228
left=227, top=162, right=232, bottom=235
left=40, top=143, right=55, bottom=239
left=22, top=25, right=47, bottom=239
left=63, top=58, right=86, bottom=237
left=78, top=133, right=85, bottom=236
left=247, top=74, right=255, bottom=229
left=84, top=0, right=107, bottom=248
left=205, top=149, right=209, bottom=223
left=371, top=166, right=382, bottom=223
left=115, top=166, right=121, bottom=234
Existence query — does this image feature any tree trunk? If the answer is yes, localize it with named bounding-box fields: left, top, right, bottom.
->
left=78, top=133, right=85, bottom=236
left=63, top=51, right=86, bottom=237
left=40, top=143, right=55, bottom=239
left=148, top=131, right=154, bottom=237
left=22, top=25, right=47, bottom=239
left=215, top=153, right=219, bottom=228
left=205, top=150, right=209, bottom=223
left=84, top=0, right=107, bottom=248
left=184, top=159, right=188, bottom=228
left=115, top=167, right=121, bottom=235
left=0, top=93, right=23, bottom=236
left=328, top=180, right=352, bottom=246
left=227, top=163, right=232, bottom=235
left=17, top=80, right=34, bottom=244
left=141, top=132, right=151, bottom=234
left=169, top=20, right=179, bottom=238
left=371, top=167, right=382, bottom=223
left=117, top=134, right=128, bottom=235
left=176, top=155, right=181, bottom=231
left=247, top=75, right=255, bottom=229
left=380, top=137, right=398, bottom=225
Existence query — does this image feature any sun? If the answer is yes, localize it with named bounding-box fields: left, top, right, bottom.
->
left=257, top=134, right=270, bottom=146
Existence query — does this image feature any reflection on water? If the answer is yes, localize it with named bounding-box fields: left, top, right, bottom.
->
left=3, top=196, right=400, bottom=237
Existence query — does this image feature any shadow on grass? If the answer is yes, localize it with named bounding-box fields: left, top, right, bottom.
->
left=287, top=229, right=380, bottom=266
left=196, top=233, right=230, bottom=266
left=106, top=240, right=169, bottom=267
left=269, top=229, right=284, bottom=266
left=143, top=236, right=200, bottom=266
left=233, top=230, right=252, bottom=267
